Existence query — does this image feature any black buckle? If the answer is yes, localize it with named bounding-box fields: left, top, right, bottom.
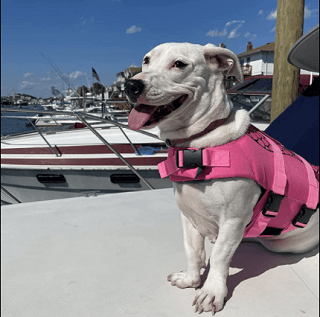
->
left=292, top=204, right=318, bottom=228
left=176, top=149, right=203, bottom=168
left=262, top=191, right=285, bottom=218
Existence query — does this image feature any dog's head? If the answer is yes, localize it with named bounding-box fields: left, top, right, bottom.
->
left=125, top=43, right=243, bottom=140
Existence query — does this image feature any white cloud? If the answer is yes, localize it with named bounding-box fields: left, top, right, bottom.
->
left=69, top=71, right=85, bottom=79
left=24, top=72, right=34, bottom=78
left=225, top=20, right=245, bottom=26
left=270, top=26, right=276, bottom=33
left=129, top=63, right=138, bottom=67
left=244, top=32, right=257, bottom=41
left=267, top=9, right=277, bottom=20
left=207, top=20, right=244, bottom=38
left=21, top=81, right=37, bottom=89
left=40, top=77, right=51, bottom=81
left=206, top=28, right=227, bottom=37
left=228, top=23, right=244, bottom=39
left=126, top=25, right=142, bottom=34
left=266, top=6, right=318, bottom=21
left=304, top=6, right=319, bottom=19
left=258, top=10, right=264, bottom=15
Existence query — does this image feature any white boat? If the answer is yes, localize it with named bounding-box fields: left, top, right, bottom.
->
left=1, top=114, right=171, bottom=204
left=1, top=100, right=270, bottom=205
left=37, top=92, right=129, bottom=127
left=33, top=105, right=111, bottom=127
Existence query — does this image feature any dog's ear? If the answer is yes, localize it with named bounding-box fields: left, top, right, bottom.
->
left=203, top=43, right=243, bottom=82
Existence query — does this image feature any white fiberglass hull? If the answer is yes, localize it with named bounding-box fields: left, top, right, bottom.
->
left=1, top=168, right=172, bottom=203
left=1, top=125, right=172, bottom=203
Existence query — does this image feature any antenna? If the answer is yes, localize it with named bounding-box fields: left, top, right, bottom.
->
left=40, top=52, right=74, bottom=90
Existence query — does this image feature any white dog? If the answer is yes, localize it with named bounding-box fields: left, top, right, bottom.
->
left=124, top=43, right=319, bottom=315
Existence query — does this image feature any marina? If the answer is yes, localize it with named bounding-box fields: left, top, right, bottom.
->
left=1, top=1, right=319, bottom=316
left=1, top=84, right=279, bottom=205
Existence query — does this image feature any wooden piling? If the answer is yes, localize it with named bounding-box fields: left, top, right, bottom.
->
left=270, top=0, right=305, bottom=122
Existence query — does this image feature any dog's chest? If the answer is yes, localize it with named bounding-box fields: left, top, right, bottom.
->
left=174, top=182, right=221, bottom=241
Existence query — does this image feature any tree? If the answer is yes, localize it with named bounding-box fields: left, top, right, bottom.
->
left=92, top=82, right=106, bottom=95
left=77, top=85, right=89, bottom=97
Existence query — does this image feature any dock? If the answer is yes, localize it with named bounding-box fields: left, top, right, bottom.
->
left=1, top=188, right=319, bottom=316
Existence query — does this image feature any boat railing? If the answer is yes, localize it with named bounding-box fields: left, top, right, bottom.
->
left=1, top=107, right=162, bottom=200
left=228, top=93, right=271, bottom=122
left=1, top=107, right=159, bottom=139
left=247, top=94, right=270, bottom=115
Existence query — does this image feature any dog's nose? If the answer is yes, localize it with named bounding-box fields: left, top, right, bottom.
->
left=124, top=79, right=145, bottom=101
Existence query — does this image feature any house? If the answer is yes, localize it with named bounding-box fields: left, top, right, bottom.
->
left=116, top=72, right=126, bottom=83
left=124, top=67, right=142, bottom=80
left=237, top=41, right=318, bottom=78
left=221, top=41, right=318, bottom=89
left=237, top=42, right=275, bottom=77
left=107, top=67, right=143, bottom=99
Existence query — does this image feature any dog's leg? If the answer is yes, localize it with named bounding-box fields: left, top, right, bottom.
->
left=193, top=219, right=247, bottom=314
left=167, top=212, right=206, bottom=288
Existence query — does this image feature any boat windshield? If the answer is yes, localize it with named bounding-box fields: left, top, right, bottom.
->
left=229, top=77, right=273, bottom=94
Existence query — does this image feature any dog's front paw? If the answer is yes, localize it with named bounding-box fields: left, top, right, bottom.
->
left=192, top=280, right=227, bottom=315
left=167, top=271, right=201, bottom=289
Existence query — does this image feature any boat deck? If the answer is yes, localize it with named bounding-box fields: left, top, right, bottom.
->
left=1, top=189, right=319, bottom=317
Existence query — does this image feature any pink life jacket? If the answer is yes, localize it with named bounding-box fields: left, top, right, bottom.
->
left=158, top=125, right=319, bottom=238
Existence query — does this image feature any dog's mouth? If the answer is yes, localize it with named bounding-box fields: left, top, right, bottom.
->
left=128, top=94, right=188, bottom=130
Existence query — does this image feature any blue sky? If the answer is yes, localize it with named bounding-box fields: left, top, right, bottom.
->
left=1, top=0, right=319, bottom=97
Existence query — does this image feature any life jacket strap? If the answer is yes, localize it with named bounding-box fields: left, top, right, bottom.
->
left=158, top=148, right=230, bottom=179
left=244, top=134, right=288, bottom=237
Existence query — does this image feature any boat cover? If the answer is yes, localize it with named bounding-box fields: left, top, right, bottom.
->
left=265, top=77, right=319, bottom=166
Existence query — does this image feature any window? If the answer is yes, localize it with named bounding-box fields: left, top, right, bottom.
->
left=246, top=57, right=251, bottom=63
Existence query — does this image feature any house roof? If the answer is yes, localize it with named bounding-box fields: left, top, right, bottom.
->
left=125, top=67, right=142, bottom=74
left=238, top=42, right=275, bottom=58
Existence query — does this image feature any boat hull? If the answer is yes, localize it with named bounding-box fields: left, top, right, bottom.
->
left=1, top=167, right=172, bottom=204
left=1, top=125, right=172, bottom=204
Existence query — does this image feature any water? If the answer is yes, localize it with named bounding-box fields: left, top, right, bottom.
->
left=1, top=105, right=44, bottom=136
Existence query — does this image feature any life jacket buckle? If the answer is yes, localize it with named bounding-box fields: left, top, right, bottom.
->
left=176, top=149, right=204, bottom=169
left=262, top=191, right=285, bottom=218
left=292, top=204, right=318, bottom=228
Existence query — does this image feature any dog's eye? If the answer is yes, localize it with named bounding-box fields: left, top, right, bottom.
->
left=143, top=57, right=150, bottom=65
left=173, top=61, right=188, bottom=68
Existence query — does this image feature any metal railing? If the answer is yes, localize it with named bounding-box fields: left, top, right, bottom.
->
left=1, top=107, right=159, bottom=139
left=1, top=106, right=164, bottom=201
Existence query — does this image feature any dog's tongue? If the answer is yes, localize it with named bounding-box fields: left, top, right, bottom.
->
left=128, top=104, right=157, bottom=130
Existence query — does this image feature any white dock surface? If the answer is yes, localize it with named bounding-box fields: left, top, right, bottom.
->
left=1, top=188, right=319, bottom=317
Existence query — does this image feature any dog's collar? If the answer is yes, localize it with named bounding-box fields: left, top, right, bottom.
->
left=165, top=112, right=232, bottom=147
